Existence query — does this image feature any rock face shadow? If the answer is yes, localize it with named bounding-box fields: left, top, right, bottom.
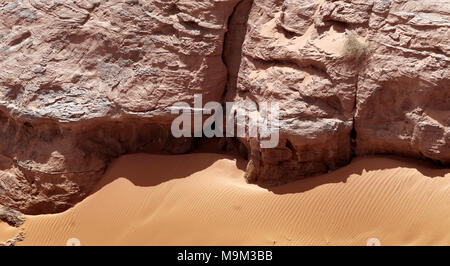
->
left=93, top=153, right=236, bottom=190
left=266, top=155, right=450, bottom=195
left=95, top=153, right=449, bottom=197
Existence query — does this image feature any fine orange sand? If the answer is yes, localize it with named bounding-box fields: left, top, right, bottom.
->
left=3, top=153, right=450, bottom=246
left=0, top=222, right=20, bottom=244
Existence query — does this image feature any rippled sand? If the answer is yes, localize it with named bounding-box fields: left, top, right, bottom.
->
left=2, top=153, right=449, bottom=246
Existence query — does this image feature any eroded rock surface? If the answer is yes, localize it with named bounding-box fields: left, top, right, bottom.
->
left=231, top=0, right=449, bottom=184
left=0, top=204, right=24, bottom=227
left=0, top=0, right=240, bottom=214
left=355, top=0, right=450, bottom=165
left=232, top=0, right=357, bottom=183
left=0, top=0, right=448, bottom=213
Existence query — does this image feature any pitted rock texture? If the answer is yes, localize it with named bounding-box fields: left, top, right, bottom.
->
left=0, top=0, right=239, bottom=120
left=0, top=0, right=240, bottom=214
left=231, top=0, right=357, bottom=183
left=0, top=204, right=24, bottom=227
left=355, top=0, right=450, bottom=165
left=231, top=0, right=449, bottom=184
left=0, top=0, right=449, bottom=213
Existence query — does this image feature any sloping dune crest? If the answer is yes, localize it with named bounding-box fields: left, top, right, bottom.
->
left=4, top=153, right=449, bottom=246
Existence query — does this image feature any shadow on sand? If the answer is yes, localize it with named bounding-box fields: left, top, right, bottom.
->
left=267, top=155, right=449, bottom=195
left=93, top=153, right=242, bottom=190
left=93, top=153, right=449, bottom=197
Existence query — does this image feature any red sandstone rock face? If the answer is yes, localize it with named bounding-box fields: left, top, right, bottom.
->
left=0, top=0, right=240, bottom=214
left=232, top=0, right=357, bottom=183
left=0, top=0, right=448, bottom=214
left=355, top=0, right=450, bottom=165
left=0, top=0, right=238, bottom=119
left=232, top=0, right=449, bottom=183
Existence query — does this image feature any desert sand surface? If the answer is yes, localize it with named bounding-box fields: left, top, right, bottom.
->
left=5, top=153, right=450, bottom=246
left=0, top=222, right=20, bottom=244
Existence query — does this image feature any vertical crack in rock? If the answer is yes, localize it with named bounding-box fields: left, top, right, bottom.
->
left=351, top=69, right=361, bottom=161
left=222, top=0, right=254, bottom=101
left=230, top=0, right=360, bottom=185
left=0, top=0, right=254, bottom=215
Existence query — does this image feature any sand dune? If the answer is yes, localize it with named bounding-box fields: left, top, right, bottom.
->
left=0, top=222, right=20, bottom=245
left=5, top=153, right=450, bottom=246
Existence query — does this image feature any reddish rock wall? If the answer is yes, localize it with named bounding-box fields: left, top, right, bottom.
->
left=0, top=0, right=448, bottom=214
